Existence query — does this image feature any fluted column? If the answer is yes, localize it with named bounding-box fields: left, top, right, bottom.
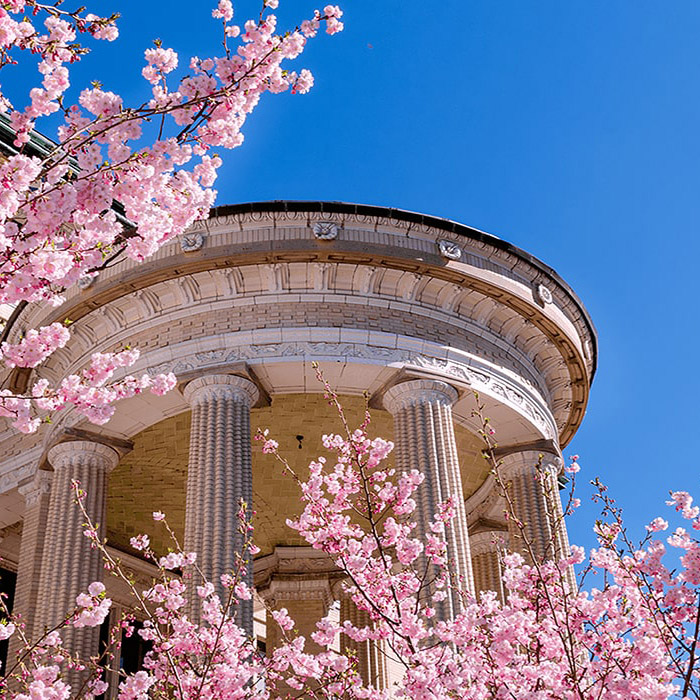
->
left=260, top=577, right=334, bottom=656
left=338, top=588, right=387, bottom=691
left=7, top=471, right=53, bottom=669
left=256, top=575, right=334, bottom=698
left=469, top=530, right=508, bottom=603
left=382, top=379, right=474, bottom=618
left=35, top=441, right=119, bottom=687
left=499, top=450, right=574, bottom=588
left=183, top=374, right=259, bottom=632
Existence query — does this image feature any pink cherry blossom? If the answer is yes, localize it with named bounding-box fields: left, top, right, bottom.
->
left=272, top=607, right=295, bottom=631
left=7, top=396, right=700, bottom=699
left=130, top=534, right=150, bottom=551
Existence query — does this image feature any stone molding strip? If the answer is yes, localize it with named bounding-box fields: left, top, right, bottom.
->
left=39, top=333, right=557, bottom=447
left=46, top=284, right=554, bottom=405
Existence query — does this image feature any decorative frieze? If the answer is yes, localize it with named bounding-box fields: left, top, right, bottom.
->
left=142, top=339, right=555, bottom=438
left=32, top=257, right=579, bottom=440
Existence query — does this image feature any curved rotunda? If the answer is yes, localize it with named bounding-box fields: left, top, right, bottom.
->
left=0, top=201, right=596, bottom=687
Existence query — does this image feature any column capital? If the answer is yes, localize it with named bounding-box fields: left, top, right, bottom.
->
left=468, top=529, right=509, bottom=557
left=331, top=576, right=351, bottom=600
left=47, top=440, right=120, bottom=473
left=382, top=378, right=459, bottom=413
left=254, top=546, right=340, bottom=611
left=18, top=471, right=52, bottom=508
left=183, top=373, right=259, bottom=407
left=254, top=546, right=340, bottom=585
left=258, top=577, right=335, bottom=612
left=498, top=449, right=563, bottom=479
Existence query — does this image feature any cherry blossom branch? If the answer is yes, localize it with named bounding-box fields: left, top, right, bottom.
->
left=0, top=0, right=344, bottom=435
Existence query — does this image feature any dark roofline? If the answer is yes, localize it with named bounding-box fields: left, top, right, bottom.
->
left=0, top=113, right=60, bottom=161
left=211, top=200, right=598, bottom=379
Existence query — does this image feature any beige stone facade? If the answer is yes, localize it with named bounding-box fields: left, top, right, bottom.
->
left=0, top=201, right=596, bottom=691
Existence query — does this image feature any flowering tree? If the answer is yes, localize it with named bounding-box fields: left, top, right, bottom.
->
left=0, top=0, right=344, bottom=433
left=2, top=376, right=700, bottom=698
left=1, top=3, right=699, bottom=697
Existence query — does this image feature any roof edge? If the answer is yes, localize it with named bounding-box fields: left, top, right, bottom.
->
left=210, top=200, right=598, bottom=379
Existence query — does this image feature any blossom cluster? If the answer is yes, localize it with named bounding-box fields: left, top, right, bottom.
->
left=4, top=388, right=700, bottom=697
left=1, top=345, right=176, bottom=432
left=269, top=415, right=700, bottom=699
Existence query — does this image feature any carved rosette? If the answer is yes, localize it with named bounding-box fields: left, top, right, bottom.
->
left=312, top=221, right=339, bottom=240
left=180, top=232, right=205, bottom=252
left=534, top=282, right=554, bottom=306
left=438, top=238, right=463, bottom=260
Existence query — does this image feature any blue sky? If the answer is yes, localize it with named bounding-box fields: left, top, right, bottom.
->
left=16, top=1, right=700, bottom=550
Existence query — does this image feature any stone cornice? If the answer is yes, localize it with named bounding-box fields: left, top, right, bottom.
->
left=206, top=199, right=597, bottom=350
left=26, top=260, right=580, bottom=438
left=5, top=208, right=593, bottom=447
left=6, top=219, right=592, bottom=444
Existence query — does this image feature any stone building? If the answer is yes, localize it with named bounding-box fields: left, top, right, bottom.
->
left=0, top=201, right=596, bottom=688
